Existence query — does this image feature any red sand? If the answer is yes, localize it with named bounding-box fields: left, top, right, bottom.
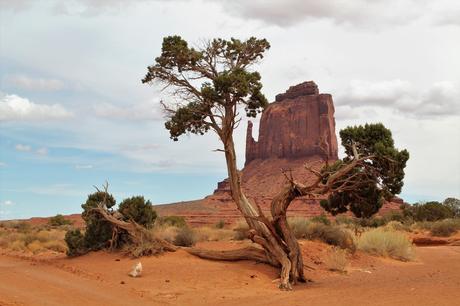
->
left=1, top=241, right=459, bottom=306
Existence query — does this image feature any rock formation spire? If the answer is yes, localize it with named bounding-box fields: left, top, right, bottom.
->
left=245, top=81, right=338, bottom=165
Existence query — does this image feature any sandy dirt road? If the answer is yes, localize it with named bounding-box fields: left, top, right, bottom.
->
left=1, top=243, right=459, bottom=306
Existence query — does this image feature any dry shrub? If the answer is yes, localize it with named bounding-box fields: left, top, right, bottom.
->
left=429, top=219, right=460, bottom=237
left=384, top=221, right=411, bottom=232
left=173, top=227, right=196, bottom=247
left=325, top=247, right=348, bottom=273
left=10, top=240, right=26, bottom=251
left=194, top=227, right=234, bottom=242
left=8, top=221, right=31, bottom=232
left=27, top=240, right=45, bottom=254
left=0, top=227, right=67, bottom=254
left=43, top=240, right=67, bottom=253
left=288, top=217, right=310, bottom=239
left=127, top=241, right=166, bottom=257
left=233, top=219, right=250, bottom=240
left=357, top=228, right=415, bottom=261
left=214, top=220, right=225, bottom=229
left=305, top=223, right=356, bottom=252
left=152, top=225, right=179, bottom=243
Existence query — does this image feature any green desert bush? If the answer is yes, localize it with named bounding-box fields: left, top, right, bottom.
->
left=48, top=214, right=73, bottom=227
left=118, top=196, right=157, bottom=228
left=64, top=229, right=86, bottom=256
left=173, top=227, right=196, bottom=247
left=65, top=191, right=159, bottom=256
left=429, top=219, right=460, bottom=237
left=357, top=228, right=415, bottom=261
left=403, top=201, right=454, bottom=222
left=80, top=191, right=117, bottom=251
left=305, top=223, right=356, bottom=252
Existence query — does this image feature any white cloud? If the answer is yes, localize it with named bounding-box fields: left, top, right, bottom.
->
left=15, top=144, right=31, bottom=152
left=4, top=75, right=65, bottom=91
left=27, top=183, right=82, bottom=196
left=75, top=164, right=93, bottom=169
left=336, top=80, right=460, bottom=118
left=212, top=0, right=460, bottom=28
left=93, top=100, right=163, bottom=121
left=429, top=0, right=460, bottom=26
left=15, top=144, right=49, bottom=156
left=0, top=93, right=72, bottom=121
left=0, top=0, right=33, bottom=11
left=36, top=147, right=48, bottom=156
left=0, top=200, right=15, bottom=206
left=213, top=0, right=422, bottom=28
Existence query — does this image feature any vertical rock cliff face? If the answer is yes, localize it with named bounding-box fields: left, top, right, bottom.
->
left=245, top=81, right=338, bottom=165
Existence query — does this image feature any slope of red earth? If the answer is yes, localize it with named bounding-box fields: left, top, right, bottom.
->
left=1, top=241, right=459, bottom=306
left=154, top=157, right=404, bottom=226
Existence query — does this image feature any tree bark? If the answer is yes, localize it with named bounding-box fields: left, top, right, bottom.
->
left=196, top=132, right=307, bottom=290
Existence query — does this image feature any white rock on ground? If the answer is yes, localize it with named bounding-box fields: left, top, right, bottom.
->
left=129, top=262, right=142, bottom=278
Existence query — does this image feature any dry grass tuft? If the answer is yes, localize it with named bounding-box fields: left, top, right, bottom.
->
left=173, top=227, right=196, bottom=247
left=325, top=247, right=348, bottom=273
left=232, top=219, right=250, bottom=240
left=0, top=226, right=67, bottom=254
left=288, top=217, right=310, bottom=239
left=194, top=227, right=234, bottom=242
left=357, top=228, right=415, bottom=261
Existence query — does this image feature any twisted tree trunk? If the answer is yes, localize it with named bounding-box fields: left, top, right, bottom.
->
left=187, top=135, right=308, bottom=289
left=186, top=138, right=365, bottom=290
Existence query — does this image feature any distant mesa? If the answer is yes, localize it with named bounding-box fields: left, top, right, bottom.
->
left=245, top=81, right=338, bottom=165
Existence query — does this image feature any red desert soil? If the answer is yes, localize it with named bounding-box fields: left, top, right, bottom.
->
left=1, top=242, right=459, bottom=306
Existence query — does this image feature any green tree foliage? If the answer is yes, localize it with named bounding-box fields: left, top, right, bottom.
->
left=48, top=214, right=73, bottom=227
left=443, top=198, right=460, bottom=218
left=402, top=201, right=454, bottom=221
left=81, top=191, right=117, bottom=250
left=320, top=123, right=409, bottom=218
left=118, top=196, right=157, bottom=228
left=142, top=36, right=270, bottom=142
left=64, top=229, right=86, bottom=257
left=65, top=190, right=160, bottom=256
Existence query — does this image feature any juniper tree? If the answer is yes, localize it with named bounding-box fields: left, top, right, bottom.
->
left=143, top=36, right=409, bottom=290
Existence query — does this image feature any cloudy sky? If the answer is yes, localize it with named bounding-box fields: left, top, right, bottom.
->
left=1, top=0, right=459, bottom=220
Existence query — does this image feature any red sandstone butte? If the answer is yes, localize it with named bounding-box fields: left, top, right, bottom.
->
left=245, top=81, right=338, bottom=165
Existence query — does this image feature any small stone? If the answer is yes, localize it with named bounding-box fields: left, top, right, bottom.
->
left=129, top=262, right=142, bottom=278
left=165, top=279, right=170, bottom=283
left=120, top=281, right=125, bottom=284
